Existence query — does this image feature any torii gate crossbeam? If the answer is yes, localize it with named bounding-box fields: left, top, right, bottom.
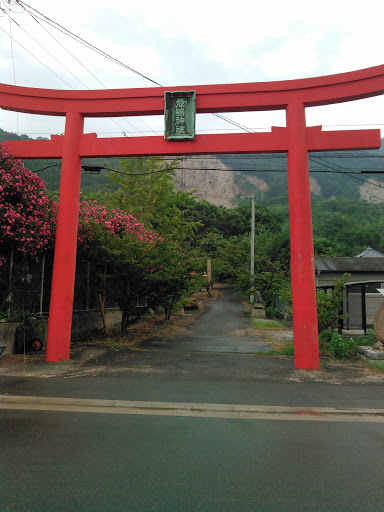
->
left=1, top=64, right=384, bottom=369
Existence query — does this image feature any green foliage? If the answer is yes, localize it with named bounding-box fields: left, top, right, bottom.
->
left=4, top=309, right=28, bottom=323
left=319, top=331, right=360, bottom=359
left=312, top=199, right=384, bottom=254
left=369, top=361, right=384, bottom=371
left=182, top=297, right=199, bottom=310
left=280, top=344, right=294, bottom=355
left=318, top=331, right=333, bottom=344
left=104, top=157, right=201, bottom=241
left=265, top=306, right=284, bottom=319
left=316, top=273, right=350, bottom=333
left=252, top=319, right=286, bottom=330
left=329, top=333, right=351, bottom=359
left=352, top=329, right=377, bottom=347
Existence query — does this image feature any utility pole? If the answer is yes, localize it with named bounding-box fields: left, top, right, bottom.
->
left=240, top=195, right=255, bottom=303
left=250, top=194, right=255, bottom=303
left=207, top=258, right=212, bottom=297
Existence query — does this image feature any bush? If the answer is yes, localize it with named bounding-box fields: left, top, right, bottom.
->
left=182, top=297, right=199, bottom=310
left=329, top=333, right=349, bottom=359
left=329, top=333, right=359, bottom=359
left=319, top=331, right=333, bottom=344
left=265, top=306, right=284, bottom=319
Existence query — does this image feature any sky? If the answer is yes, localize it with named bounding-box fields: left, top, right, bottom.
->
left=1, top=0, right=384, bottom=139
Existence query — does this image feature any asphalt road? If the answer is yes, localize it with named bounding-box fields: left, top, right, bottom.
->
left=1, top=288, right=384, bottom=511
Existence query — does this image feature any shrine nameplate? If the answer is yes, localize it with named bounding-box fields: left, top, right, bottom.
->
left=164, top=91, right=196, bottom=140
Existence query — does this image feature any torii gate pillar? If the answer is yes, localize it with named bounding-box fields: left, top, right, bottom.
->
left=287, top=102, right=319, bottom=368
left=46, top=112, right=84, bottom=362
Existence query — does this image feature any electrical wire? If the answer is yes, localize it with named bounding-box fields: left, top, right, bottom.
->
left=1, top=0, right=24, bottom=13
left=26, top=12, right=159, bottom=136
left=308, top=156, right=384, bottom=191
left=108, top=166, right=179, bottom=177
left=34, top=162, right=384, bottom=182
left=4, top=1, right=19, bottom=136
left=6, top=3, right=16, bottom=85
left=0, top=25, right=74, bottom=87
left=16, top=0, right=163, bottom=87
left=27, top=11, right=106, bottom=89
left=211, top=113, right=256, bottom=133
left=13, top=0, right=258, bottom=134
left=1, top=11, right=147, bottom=137
left=32, top=162, right=61, bottom=173
left=5, top=10, right=86, bottom=89
left=0, top=7, right=158, bottom=136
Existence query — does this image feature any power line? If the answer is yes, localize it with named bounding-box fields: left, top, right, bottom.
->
left=36, top=16, right=159, bottom=136
left=32, top=162, right=61, bottom=173
left=308, top=156, right=384, bottom=191
left=16, top=0, right=163, bottom=87
left=2, top=10, right=150, bottom=137
left=26, top=12, right=159, bottom=136
left=33, top=162, right=384, bottom=179
left=0, top=25, right=74, bottom=87
left=211, top=113, right=255, bottom=133
left=14, top=0, right=257, bottom=134
left=27, top=11, right=107, bottom=89
left=5, top=10, right=86, bottom=89
left=0, top=22, right=135, bottom=137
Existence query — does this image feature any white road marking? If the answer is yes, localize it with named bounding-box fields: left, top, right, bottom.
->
left=1, top=395, right=384, bottom=423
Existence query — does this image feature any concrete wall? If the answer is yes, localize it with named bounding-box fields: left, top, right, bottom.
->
left=344, top=293, right=384, bottom=328
left=0, top=322, right=19, bottom=355
left=71, top=309, right=122, bottom=338
left=316, top=272, right=384, bottom=328
left=316, top=272, right=384, bottom=287
left=0, top=309, right=122, bottom=356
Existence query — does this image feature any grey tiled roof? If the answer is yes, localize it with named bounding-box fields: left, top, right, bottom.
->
left=315, top=257, right=384, bottom=272
left=355, top=247, right=384, bottom=258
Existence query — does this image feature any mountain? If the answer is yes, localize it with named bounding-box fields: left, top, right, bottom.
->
left=175, top=144, right=384, bottom=206
left=2, top=128, right=384, bottom=206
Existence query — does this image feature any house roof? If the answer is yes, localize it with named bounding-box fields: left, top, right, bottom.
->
left=355, top=247, right=384, bottom=258
left=315, top=257, right=384, bottom=272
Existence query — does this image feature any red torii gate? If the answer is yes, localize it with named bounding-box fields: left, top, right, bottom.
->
left=1, top=65, right=384, bottom=369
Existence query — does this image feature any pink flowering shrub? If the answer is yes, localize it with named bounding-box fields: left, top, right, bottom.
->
left=0, top=143, right=57, bottom=262
left=77, top=200, right=162, bottom=259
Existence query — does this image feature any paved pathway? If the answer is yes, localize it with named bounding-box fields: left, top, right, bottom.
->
left=146, top=287, right=273, bottom=353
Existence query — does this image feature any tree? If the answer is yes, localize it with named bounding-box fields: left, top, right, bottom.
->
left=105, top=236, right=197, bottom=330
left=105, top=157, right=180, bottom=237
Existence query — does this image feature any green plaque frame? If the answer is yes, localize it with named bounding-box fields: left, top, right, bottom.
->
left=164, top=90, right=196, bottom=140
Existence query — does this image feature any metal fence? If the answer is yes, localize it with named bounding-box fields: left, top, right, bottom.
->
left=0, top=249, right=117, bottom=318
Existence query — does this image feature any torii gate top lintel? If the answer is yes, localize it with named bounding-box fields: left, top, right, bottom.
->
left=1, top=64, right=384, bottom=117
